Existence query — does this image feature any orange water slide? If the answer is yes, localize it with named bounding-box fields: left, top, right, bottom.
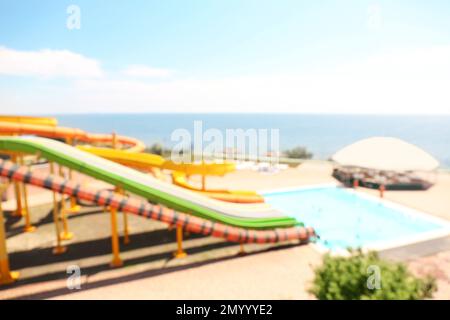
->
left=0, top=119, right=145, bottom=152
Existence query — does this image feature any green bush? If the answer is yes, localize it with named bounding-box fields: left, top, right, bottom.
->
left=145, top=143, right=164, bottom=155
left=145, top=143, right=174, bottom=158
left=283, top=146, right=313, bottom=159
left=309, top=249, right=436, bottom=300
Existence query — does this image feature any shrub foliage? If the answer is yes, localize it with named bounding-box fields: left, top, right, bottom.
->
left=283, top=146, right=313, bottom=159
left=309, top=249, right=436, bottom=300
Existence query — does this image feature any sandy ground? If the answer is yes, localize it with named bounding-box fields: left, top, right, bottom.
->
left=1, top=162, right=449, bottom=299
left=54, top=245, right=321, bottom=300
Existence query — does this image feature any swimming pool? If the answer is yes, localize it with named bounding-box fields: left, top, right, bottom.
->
left=263, top=185, right=450, bottom=252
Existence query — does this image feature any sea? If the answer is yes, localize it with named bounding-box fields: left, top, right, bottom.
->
left=54, top=113, right=450, bottom=168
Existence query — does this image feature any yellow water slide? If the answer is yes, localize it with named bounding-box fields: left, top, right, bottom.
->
left=0, top=115, right=58, bottom=127
left=78, top=146, right=265, bottom=203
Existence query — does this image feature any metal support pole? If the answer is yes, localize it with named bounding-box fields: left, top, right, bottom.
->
left=18, top=156, right=35, bottom=233
left=201, top=160, right=206, bottom=191
left=13, top=181, right=23, bottom=218
left=21, top=178, right=35, bottom=233
left=173, top=225, right=187, bottom=259
left=0, top=184, right=19, bottom=285
left=112, top=131, right=118, bottom=149
left=201, top=175, right=206, bottom=191
left=68, top=188, right=81, bottom=213
left=49, top=163, right=67, bottom=255
left=66, top=138, right=81, bottom=214
left=58, top=166, right=73, bottom=240
left=109, top=207, right=123, bottom=267
left=238, top=243, right=246, bottom=256
left=115, top=187, right=129, bottom=245
left=11, top=155, right=23, bottom=217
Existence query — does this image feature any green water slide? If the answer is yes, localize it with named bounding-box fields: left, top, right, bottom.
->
left=0, top=136, right=299, bottom=229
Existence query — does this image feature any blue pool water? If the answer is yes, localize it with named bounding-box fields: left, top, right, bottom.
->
left=264, top=186, right=449, bottom=252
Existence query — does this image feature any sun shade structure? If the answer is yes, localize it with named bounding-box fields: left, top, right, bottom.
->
left=332, top=137, right=439, bottom=172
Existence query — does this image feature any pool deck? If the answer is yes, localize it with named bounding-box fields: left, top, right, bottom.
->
left=1, top=162, right=449, bottom=299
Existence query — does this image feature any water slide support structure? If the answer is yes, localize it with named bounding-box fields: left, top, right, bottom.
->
left=15, top=155, right=35, bottom=233
left=12, top=177, right=23, bottom=218
left=11, top=155, right=23, bottom=218
left=110, top=132, right=125, bottom=265
left=109, top=205, right=123, bottom=268
left=0, top=183, right=20, bottom=285
left=0, top=158, right=315, bottom=284
left=66, top=138, right=81, bottom=214
left=115, top=187, right=130, bottom=245
left=49, top=162, right=67, bottom=255
left=58, top=165, right=73, bottom=241
left=174, top=225, right=187, bottom=259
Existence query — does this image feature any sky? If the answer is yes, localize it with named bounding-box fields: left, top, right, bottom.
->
left=1, top=0, right=450, bottom=114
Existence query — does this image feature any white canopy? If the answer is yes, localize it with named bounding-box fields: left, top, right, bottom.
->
left=332, top=137, right=439, bottom=172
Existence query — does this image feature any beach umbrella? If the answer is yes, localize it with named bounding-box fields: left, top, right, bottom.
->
left=331, top=137, right=439, bottom=172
